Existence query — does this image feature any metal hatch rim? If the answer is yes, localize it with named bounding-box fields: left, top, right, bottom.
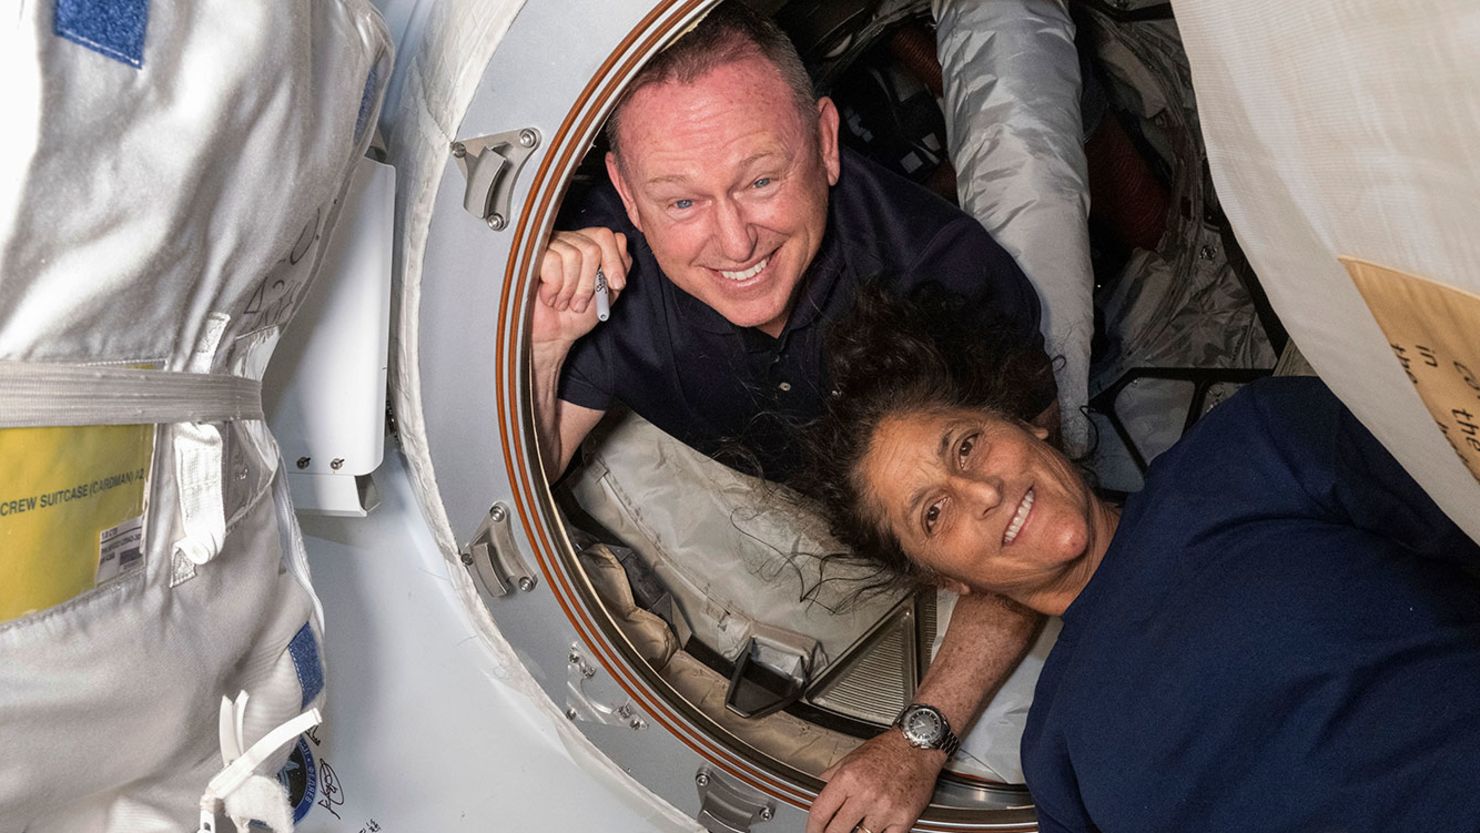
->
left=482, top=0, right=1039, bottom=826
left=492, top=0, right=822, bottom=812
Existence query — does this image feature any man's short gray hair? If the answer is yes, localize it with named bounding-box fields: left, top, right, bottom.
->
left=605, top=2, right=818, bottom=159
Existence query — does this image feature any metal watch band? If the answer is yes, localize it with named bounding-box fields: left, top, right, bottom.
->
left=939, top=727, right=961, bottom=757
left=894, top=703, right=961, bottom=756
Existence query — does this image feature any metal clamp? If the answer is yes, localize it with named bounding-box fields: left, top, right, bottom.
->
left=724, top=625, right=818, bottom=719
left=451, top=127, right=541, bottom=230
left=459, top=502, right=537, bottom=601
left=563, top=644, right=647, bottom=730
left=695, top=766, right=775, bottom=832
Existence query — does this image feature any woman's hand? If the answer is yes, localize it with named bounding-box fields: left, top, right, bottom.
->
left=806, top=730, right=944, bottom=833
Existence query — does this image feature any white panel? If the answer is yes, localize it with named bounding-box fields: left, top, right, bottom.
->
left=1174, top=0, right=1480, bottom=540
left=266, top=158, right=395, bottom=480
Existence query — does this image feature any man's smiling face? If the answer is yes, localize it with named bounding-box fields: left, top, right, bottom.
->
left=606, top=50, right=841, bottom=337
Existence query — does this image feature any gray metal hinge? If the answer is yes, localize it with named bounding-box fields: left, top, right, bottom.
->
left=459, top=502, right=537, bottom=602
left=451, top=127, right=541, bottom=231
left=694, top=767, right=775, bottom=833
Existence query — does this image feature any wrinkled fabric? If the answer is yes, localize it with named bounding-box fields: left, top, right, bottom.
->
left=1173, top=0, right=1480, bottom=541
left=1080, top=13, right=1275, bottom=490
left=935, top=0, right=1095, bottom=454
left=570, top=409, right=906, bottom=666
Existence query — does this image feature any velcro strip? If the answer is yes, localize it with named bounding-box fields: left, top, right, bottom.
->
left=288, top=623, right=324, bottom=708
left=54, top=0, right=150, bottom=68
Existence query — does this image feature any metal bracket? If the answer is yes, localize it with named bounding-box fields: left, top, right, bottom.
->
left=450, top=127, right=541, bottom=230
left=1087, top=367, right=1271, bottom=473
left=694, top=767, right=775, bottom=833
left=725, top=634, right=814, bottom=719
left=459, top=502, right=537, bottom=602
left=563, top=644, right=648, bottom=731
left=724, top=624, right=818, bottom=719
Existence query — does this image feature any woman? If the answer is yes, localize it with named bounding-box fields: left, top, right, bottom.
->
left=802, top=284, right=1480, bottom=833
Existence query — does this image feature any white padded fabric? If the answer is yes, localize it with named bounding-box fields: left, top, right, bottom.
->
left=1172, top=0, right=1480, bottom=541
left=935, top=0, right=1095, bottom=454
left=569, top=410, right=907, bottom=667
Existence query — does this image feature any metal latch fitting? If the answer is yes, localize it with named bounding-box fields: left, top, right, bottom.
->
left=564, top=644, right=647, bottom=731
left=695, top=767, right=775, bottom=833
left=459, top=502, right=537, bottom=600
left=724, top=626, right=818, bottom=719
left=451, top=127, right=541, bottom=231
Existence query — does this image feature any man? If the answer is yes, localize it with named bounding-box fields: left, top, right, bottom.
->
left=530, top=5, right=1054, bottom=831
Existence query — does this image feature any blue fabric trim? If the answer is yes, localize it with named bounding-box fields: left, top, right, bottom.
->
left=288, top=622, right=324, bottom=708
left=275, top=737, right=318, bottom=823
left=54, top=0, right=149, bottom=69
left=354, top=63, right=381, bottom=144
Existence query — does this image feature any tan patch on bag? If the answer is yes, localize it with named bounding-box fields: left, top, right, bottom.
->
left=1343, top=257, right=1480, bottom=483
left=0, top=424, right=155, bottom=621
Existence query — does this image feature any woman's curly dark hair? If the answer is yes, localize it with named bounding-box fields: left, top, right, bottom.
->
left=793, top=280, right=1057, bottom=594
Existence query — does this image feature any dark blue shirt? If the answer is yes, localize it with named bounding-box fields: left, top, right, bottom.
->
left=1023, top=376, right=1480, bottom=832
left=557, top=148, right=1048, bottom=481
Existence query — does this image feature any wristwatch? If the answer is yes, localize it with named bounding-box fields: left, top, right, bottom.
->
left=893, top=703, right=961, bottom=756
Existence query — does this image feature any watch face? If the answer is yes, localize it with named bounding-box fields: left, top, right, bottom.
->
left=903, top=708, right=944, bottom=744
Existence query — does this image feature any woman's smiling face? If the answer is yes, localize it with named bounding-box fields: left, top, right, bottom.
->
left=858, top=406, right=1112, bottom=614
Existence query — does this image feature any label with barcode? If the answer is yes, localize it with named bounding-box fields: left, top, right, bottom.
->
left=96, top=516, right=145, bottom=583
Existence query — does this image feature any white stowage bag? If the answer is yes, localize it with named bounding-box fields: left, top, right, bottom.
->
left=569, top=411, right=908, bottom=668
left=1171, top=0, right=1480, bottom=542
left=0, top=2, right=389, bottom=831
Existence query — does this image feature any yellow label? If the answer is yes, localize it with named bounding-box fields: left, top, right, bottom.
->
left=1343, top=257, right=1480, bottom=484
left=0, top=424, right=155, bottom=622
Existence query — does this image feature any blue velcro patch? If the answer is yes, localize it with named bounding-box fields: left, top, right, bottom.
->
left=354, top=63, right=381, bottom=144
left=288, top=622, right=324, bottom=708
left=54, top=0, right=150, bottom=68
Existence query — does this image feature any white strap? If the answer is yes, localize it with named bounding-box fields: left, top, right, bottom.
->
left=174, top=421, right=227, bottom=567
left=198, top=691, right=322, bottom=833
left=172, top=313, right=238, bottom=570
left=0, top=325, right=265, bottom=570
left=189, top=314, right=232, bottom=375
left=0, top=360, right=262, bottom=428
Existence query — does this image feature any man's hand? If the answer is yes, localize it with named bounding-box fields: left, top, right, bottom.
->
left=530, top=226, right=631, bottom=348
left=530, top=226, right=630, bottom=480
left=807, top=730, right=942, bottom=833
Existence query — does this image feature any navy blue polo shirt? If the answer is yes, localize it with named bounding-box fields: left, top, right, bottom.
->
left=1023, top=377, right=1480, bottom=832
left=556, top=148, right=1048, bottom=481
